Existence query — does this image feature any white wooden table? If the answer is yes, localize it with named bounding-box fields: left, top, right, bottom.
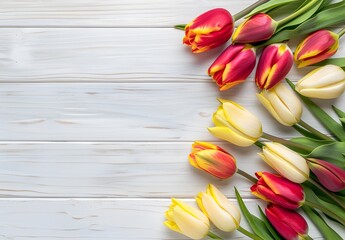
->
left=0, top=1, right=344, bottom=239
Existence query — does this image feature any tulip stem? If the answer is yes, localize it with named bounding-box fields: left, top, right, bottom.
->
left=237, top=226, right=262, bottom=240
left=338, top=27, right=345, bottom=38
left=237, top=168, right=257, bottom=183
left=297, top=120, right=334, bottom=141
left=261, top=132, right=314, bottom=152
left=277, top=0, right=318, bottom=28
left=174, top=24, right=186, bottom=30
left=233, top=0, right=270, bottom=21
left=254, top=141, right=264, bottom=148
left=307, top=178, right=345, bottom=210
left=207, top=231, right=223, bottom=239
left=304, top=200, right=345, bottom=226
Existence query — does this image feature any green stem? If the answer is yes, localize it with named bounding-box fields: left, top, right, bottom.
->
left=305, top=235, right=314, bottom=240
left=237, top=168, right=257, bottom=184
left=277, top=0, right=318, bottom=27
left=262, top=132, right=314, bottom=152
left=297, top=119, right=334, bottom=141
left=207, top=231, right=223, bottom=239
left=237, top=226, right=262, bottom=240
left=254, top=141, right=264, bottom=148
left=304, top=200, right=345, bottom=226
left=307, top=178, right=345, bottom=210
left=338, top=27, right=345, bottom=38
left=174, top=24, right=186, bottom=30
left=233, top=0, right=270, bottom=20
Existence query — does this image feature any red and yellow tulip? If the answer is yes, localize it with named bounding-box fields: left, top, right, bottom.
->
left=232, top=13, right=277, bottom=44
left=256, top=43, right=293, bottom=90
left=188, top=141, right=237, bottom=179
left=208, top=44, right=256, bottom=91
left=307, top=158, right=345, bottom=192
left=265, top=204, right=308, bottom=240
left=183, top=8, right=234, bottom=53
left=251, top=172, right=305, bottom=209
left=294, top=30, right=339, bottom=68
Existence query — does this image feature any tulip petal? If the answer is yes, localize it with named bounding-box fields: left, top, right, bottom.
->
left=208, top=127, right=255, bottom=147
left=257, top=92, right=287, bottom=126
left=172, top=199, right=209, bottom=226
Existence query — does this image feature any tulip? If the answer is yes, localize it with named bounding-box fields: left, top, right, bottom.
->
left=265, top=204, right=308, bottom=240
left=257, top=83, right=303, bottom=126
left=208, top=44, right=256, bottom=91
left=208, top=99, right=262, bottom=147
left=307, top=158, right=345, bottom=192
left=183, top=8, right=234, bottom=53
left=232, top=13, right=277, bottom=44
left=259, top=142, right=310, bottom=183
left=188, top=141, right=237, bottom=179
left=294, top=30, right=339, bottom=68
left=196, top=184, right=241, bottom=232
left=256, top=43, right=293, bottom=90
left=164, top=198, right=210, bottom=239
left=251, top=172, right=305, bottom=209
left=295, top=65, right=345, bottom=99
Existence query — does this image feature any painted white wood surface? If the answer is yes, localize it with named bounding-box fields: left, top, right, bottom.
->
left=0, top=0, right=344, bottom=239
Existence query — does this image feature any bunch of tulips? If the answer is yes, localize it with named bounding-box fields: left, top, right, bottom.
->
left=164, top=0, right=345, bottom=239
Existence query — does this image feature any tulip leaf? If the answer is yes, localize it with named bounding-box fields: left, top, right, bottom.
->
left=302, top=205, right=343, bottom=240
left=313, top=58, right=345, bottom=68
left=306, top=142, right=345, bottom=168
left=332, top=105, right=345, bottom=129
left=258, top=207, right=283, bottom=240
left=286, top=79, right=345, bottom=142
left=292, top=125, right=323, bottom=140
left=245, top=0, right=298, bottom=18
left=289, top=137, right=333, bottom=155
left=234, top=188, right=274, bottom=240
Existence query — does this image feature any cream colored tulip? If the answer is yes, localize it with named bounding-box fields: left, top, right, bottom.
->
left=196, top=184, right=241, bottom=232
left=296, top=65, right=345, bottom=99
left=259, top=142, right=310, bottom=183
left=257, top=83, right=303, bottom=126
left=208, top=99, right=263, bottom=147
left=164, top=198, right=210, bottom=239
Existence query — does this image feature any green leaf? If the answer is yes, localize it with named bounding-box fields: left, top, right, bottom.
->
left=290, top=137, right=333, bottom=149
left=286, top=79, right=345, bottom=142
left=313, top=58, right=345, bottom=68
left=234, top=188, right=273, bottom=240
left=306, top=142, right=345, bottom=168
left=258, top=207, right=283, bottom=240
left=332, top=105, right=345, bottom=129
left=292, top=124, right=322, bottom=140
left=245, top=0, right=298, bottom=18
left=302, top=205, right=343, bottom=240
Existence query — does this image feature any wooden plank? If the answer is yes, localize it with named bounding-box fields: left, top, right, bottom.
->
left=1, top=28, right=342, bottom=83
left=0, top=0, right=252, bottom=27
left=0, top=198, right=342, bottom=239
left=0, top=142, right=270, bottom=198
left=0, top=82, right=341, bottom=141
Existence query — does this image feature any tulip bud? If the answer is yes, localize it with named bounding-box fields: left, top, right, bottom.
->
left=294, top=30, right=339, bottom=68
left=265, top=204, right=308, bottom=240
left=259, top=142, right=310, bottom=183
left=251, top=172, right=305, bottom=209
left=164, top=198, right=210, bottom=239
left=188, top=141, right=237, bottom=179
left=196, top=184, right=241, bottom=232
left=232, top=13, right=277, bottom=44
left=256, top=43, right=293, bottom=90
left=208, top=99, right=263, bottom=147
left=257, top=83, right=303, bottom=126
left=295, top=65, right=345, bottom=99
left=307, top=158, right=345, bottom=192
left=183, top=8, right=234, bottom=53
left=208, top=44, right=256, bottom=91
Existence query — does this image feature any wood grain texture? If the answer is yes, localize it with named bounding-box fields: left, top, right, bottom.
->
left=0, top=142, right=270, bottom=198
left=0, top=0, right=253, bottom=27
left=1, top=28, right=344, bottom=83
left=1, top=198, right=343, bottom=239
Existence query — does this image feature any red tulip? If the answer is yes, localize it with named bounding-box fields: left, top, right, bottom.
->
left=232, top=13, right=277, bottom=44
left=256, top=43, right=293, bottom=90
left=307, top=158, right=345, bottom=192
left=251, top=172, right=304, bottom=209
left=266, top=204, right=308, bottom=240
left=183, top=8, right=234, bottom=53
left=208, top=44, right=256, bottom=91
left=294, top=30, right=339, bottom=68
left=188, top=141, right=237, bottom=179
